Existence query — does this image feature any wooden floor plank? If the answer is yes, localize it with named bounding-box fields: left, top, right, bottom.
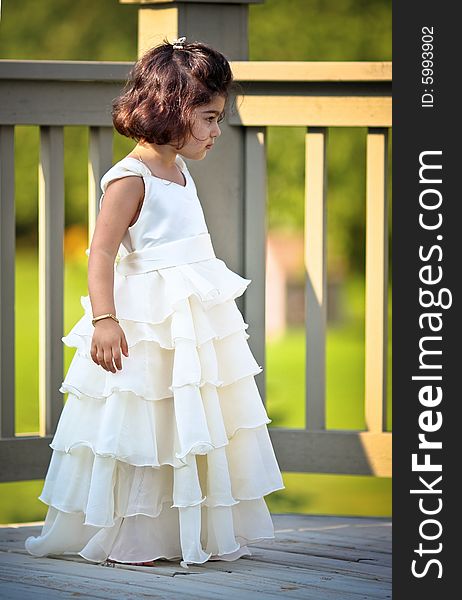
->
left=1, top=552, right=287, bottom=600
left=253, top=540, right=392, bottom=567
left=263, top=530, right=392, bottom=550
left=0, top=579, right=84, bottom=600
left=0, top=514, right=391, bottom=600
left=0, top=553, right=229, bottom=600
left=193, top=558, right=391, bottom=599
left=244, top=546, right=391, bottom=579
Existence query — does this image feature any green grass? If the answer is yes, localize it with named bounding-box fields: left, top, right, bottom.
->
left=0, top=248, right=391, bottom=523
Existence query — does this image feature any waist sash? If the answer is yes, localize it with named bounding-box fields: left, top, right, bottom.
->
left=114, top=233, right=216, bottom=276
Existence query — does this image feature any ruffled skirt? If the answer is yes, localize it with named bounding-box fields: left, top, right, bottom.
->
left=25, top=256, right=285, bottom=567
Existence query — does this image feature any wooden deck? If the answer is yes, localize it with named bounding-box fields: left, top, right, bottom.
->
left=0, top=513, right=391, bottom=599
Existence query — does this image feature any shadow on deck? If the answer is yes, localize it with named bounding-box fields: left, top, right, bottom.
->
left=0, top=513, right=391, bottom=599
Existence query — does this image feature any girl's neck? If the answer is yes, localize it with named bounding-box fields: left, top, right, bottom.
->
left=130, top=143, right=185, bottom=184
left=134, top=143, right=178, bottom=169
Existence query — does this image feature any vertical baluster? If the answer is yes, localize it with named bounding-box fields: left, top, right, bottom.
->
left=88, top=126, right=113, bottom=239
left=305, top=127, right=328, bottom=430
left=0, top=125, right=16, bottom=439
left=38, top=126, right=65, bottom=436
left=244, top=127, right=267, bottom=403
left=365, top=127, right=389, bottom=432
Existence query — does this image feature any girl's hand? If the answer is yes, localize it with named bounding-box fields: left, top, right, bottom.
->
left=90, top=319, right=129, bottom=372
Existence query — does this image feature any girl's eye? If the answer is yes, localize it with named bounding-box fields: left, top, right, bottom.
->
left=207, top=114, right=224, bottom=123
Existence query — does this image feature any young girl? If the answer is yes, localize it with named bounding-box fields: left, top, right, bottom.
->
left=25, top=37, right=285, bottom=569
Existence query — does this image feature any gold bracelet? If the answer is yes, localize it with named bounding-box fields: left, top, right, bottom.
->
left=92, top=313, right=119, bottom=327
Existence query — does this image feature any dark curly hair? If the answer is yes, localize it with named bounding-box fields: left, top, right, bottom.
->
left=112, top=37, right=239, bottom=150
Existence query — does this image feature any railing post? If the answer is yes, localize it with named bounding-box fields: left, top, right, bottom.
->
left=0, top=125, right=16, bottom=439
left=119, top=0, right=264, bottom=59
left=244, top=127, right=267, bottom=401
left=88, top=126, right=113, bottom=237
left=119, top=0, right=267, bottom=392
left=305, top=127, right=328, bottom=431
left=38, top=126, right=65, bottom=437
left=365, top=127, right=389, bottom=432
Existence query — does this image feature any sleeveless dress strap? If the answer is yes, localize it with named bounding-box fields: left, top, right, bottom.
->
left=176, top=154, right=188, bottom=172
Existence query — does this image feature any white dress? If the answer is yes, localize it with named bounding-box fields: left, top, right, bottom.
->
left=25, top=154, right=285, bottom=568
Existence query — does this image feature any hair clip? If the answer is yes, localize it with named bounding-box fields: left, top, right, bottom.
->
left=172, top=36, right=186, bottom=50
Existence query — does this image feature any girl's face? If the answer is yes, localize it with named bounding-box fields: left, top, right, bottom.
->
left=177, top=95, right=226, bottom=159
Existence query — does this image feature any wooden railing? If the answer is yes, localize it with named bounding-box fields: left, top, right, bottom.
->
left=0, top=59, right=391, bottom=482
left=231, top=61, right=392, bottom=477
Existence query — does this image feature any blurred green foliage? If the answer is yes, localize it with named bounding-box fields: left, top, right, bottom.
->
left=0, top=0, right=138, bottom=60
left=249, top=0, right=391, bottom=62
left=0, top=0, right=392, bottom=62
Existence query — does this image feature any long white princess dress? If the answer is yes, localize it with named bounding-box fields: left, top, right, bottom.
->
left=25, top=154, right=285, bottom=568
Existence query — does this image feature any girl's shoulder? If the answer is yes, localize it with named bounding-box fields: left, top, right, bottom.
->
left=100, top=156, right=151, bottom=194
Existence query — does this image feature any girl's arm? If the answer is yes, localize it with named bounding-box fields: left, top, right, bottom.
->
left=88, top=175, right=144, bottom=315
left=88, top=176, right=144, bottom=372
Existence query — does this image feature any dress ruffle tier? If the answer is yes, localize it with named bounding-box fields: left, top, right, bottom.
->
left=25, top=256, right=285, bottom=568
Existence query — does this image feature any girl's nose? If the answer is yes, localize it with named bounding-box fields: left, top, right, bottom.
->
left=214, top=123, right=221, bottom=137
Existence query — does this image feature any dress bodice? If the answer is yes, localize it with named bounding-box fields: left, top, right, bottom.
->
left=99, top=155, right=209, bottom=256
